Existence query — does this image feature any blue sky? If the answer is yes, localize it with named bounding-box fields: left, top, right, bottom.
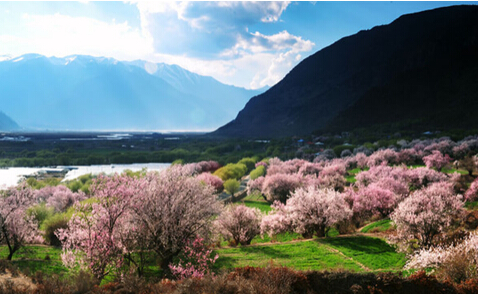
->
left=0, top=1, right=476, bottom=89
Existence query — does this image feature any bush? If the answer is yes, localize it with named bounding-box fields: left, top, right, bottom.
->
left=238, top=157, right=257, bottom=174
left=26, top=203, right=55, bottom=228
left=42, top=213, right=70, bottom=246
left=213, top=163, right=247, bottom=181
left=250, top=165, right=266, bottom=180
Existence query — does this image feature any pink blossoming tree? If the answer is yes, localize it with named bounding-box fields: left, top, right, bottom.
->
left=0, top=184, right=40, bottom=260
left=390, top=182, right=464, bottom=249
left=215, top=204, right=262, bottom=245
left=286, top=187, right=352, bottom=238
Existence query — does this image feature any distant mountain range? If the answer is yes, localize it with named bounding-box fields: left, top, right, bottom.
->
left=213, top=5, right=478, bottom=138
left=0, top=54, right=265, bottom=131
left=0, top=112, right=19, bottom=131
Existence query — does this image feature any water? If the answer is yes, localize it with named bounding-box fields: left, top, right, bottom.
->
left=0, top=163, right=171, bottom=189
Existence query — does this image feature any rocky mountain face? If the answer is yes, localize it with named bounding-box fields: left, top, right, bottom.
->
left=213, top=5, right=478, bottom=138
left=0, top=55, right=264, bottom=131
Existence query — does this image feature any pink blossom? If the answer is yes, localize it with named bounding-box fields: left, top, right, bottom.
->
left=196, top=172, right=223, bottom=192
left=288, top=187, right=352, bottom=237
left=422, top=150, right=452, bottom=170
left=0, top=184, right=41, bottom=260
left=390, top=182, right=464, bottom=249
left=215, top=204, right=262, bottom=245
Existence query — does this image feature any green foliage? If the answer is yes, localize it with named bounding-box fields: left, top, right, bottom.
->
left=25, top=177, right=62, bottom=189
left=122, top=168, right=147, bottom=178
left=333, top=145, right=355, bottom=157
left=26, top=203, right=55, bottom=228
left=213, top=163, right=247, bottom=181
left=249, top=165, right=266, bottom=180
left=171, top=159, right=184, bottom=165
left=65, top=173, right=93, bottom=194
left=237, top=157, right=256, bottom=174
left=223, top=179, right=240, bottom=196
left=42, top=213, right=70, bottom=246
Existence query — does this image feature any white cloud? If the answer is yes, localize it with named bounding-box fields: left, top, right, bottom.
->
left=131, top=1, right=315, bottom=89
left=0, top=2, right=315, bottom=89
left=0, top=12, right=153, bottom=60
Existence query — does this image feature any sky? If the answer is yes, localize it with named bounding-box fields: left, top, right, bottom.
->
left=0, top=1, right=476, bottom=89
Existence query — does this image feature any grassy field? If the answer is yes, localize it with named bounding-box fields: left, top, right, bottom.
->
left=0, top=246, right=68, bottom=277
left=318, top=236, right=405, bottom=271
left=215, top=236, right=405, bottom=272
left=360, top=219, right=394, bottom=233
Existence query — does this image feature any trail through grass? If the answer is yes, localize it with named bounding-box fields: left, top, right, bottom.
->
left=318, top=236, right=406, bottom=271
left=360, top=219, right=393, bottom=233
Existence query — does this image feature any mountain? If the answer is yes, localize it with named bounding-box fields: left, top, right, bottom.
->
left=0, top=111, right=20, bottom=131
left=0, top=54, right=264, bottom=131
left=213, top=5, right=478, bottom=138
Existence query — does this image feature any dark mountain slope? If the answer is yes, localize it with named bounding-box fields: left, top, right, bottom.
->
left=213, top=5, right=478, bottom=138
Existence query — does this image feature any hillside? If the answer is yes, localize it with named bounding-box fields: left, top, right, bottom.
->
left=0, top=111, right=20, bottom=131
left=0, top=55, right=263, bottom=131
left=213, top=5, right=478, bottom=138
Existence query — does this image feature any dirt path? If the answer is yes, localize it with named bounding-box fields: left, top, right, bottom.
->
left=320, top=243, right=372, bottom=271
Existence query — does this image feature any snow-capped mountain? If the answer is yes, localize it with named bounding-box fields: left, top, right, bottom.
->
left=0, top=54, right=265, bottom=131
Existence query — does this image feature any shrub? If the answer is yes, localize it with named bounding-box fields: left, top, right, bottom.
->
left=26, top=203, right=55, bottom=228
left=169, top=237, right=218, bottom=280
left=238, top=157, right=257, bottom=174
left=213, top=163, right=247, bottom=181
left=223, top=179, right=241, bottom=199
left=250, top=165, right=266, bottom=180
left=43, top=213, right=69, bottom=246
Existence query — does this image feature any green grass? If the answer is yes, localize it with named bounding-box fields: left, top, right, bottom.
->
left=442, top=167, right=468, bottom=175
left=347, top=168, right=363, bottom=175
left=318, top=236, right=406, bottom=271
left=465, top=201, right=478, bottom=210
left=0, top=245, right=68, bottom=276
left=241, top=192, right=272, bottom=213
left=345, top=175, right=357, bottom=183
left=214, top=240, right=364, bottom=272
left=360, top=219, right=393, bottom=233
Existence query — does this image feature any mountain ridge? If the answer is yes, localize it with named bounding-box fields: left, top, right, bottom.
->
left=0, top=54, right=265, bottom=131
left=212, top=5, right=478, bottom=138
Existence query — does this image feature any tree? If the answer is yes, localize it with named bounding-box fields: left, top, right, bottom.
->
left=57, top=174, right=147, bottom=280
left=287, top=186, right=352, bottom=238
left=131, top=166, right=220, bottom=271
left=422, top=150, right=452, bottom=171
left=465, top=177, right=478, bottom=201
left=351, top=183, right=398, bottom=219
left=196, top=172, right=223, bottom=192
left=223, top=179, right=241, bottom=201
left=261, top=173, right=302, bottom=203
left=0, top=184, right=40, bottom=260
left=215, top=204, right=262, bottom=245
left=390, top=182, right=464, bottom=249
